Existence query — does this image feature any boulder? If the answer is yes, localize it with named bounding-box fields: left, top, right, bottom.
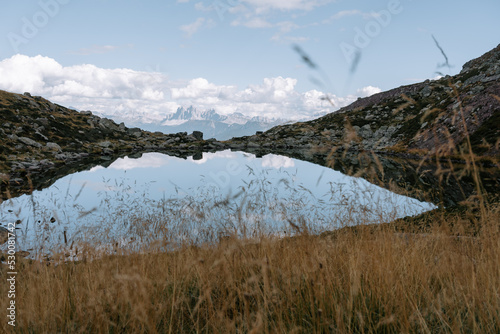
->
left=420, top=85, right=433, bottom=98
left=358, top=124, right=373, bottom=138
left=98, top=141, right=113, bottom=148
left=36, top=117, right=49, bottom=126
left=102, top=148, right=114, bottom=155
left=98, top=118, right=119, bottom=131
left=18, top=137, right=42, bottom=148
left=127, top=127, right=142, bottom=137
left=193, top=131, right=203, bottom=140
left=45, top=142, right=62, bottom=152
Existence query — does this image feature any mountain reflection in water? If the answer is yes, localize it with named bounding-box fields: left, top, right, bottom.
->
left=0, top=150, right=436, bottom=256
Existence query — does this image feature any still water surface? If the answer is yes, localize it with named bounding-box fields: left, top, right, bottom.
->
left=0, top=150, right=436, bottom=255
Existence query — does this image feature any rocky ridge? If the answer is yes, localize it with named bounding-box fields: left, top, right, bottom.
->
left=223, top=44, right=500, bottom=160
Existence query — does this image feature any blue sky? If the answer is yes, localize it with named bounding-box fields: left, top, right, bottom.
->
left=0, top=0, right=499, bottom=123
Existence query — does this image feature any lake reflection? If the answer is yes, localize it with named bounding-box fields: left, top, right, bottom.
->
left=1, top=150, right=436, bottom=255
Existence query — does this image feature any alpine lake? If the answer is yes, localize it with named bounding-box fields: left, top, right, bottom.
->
left=1, top=150, right=438, bottom=258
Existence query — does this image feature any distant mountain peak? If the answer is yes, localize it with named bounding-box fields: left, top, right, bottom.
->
left=166, top=106, right=226, bottom=123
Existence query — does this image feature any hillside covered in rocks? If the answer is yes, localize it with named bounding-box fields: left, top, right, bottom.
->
left=225, top=44, right=500, bottom=161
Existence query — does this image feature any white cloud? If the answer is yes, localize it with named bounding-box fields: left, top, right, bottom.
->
left=171, top=78, right=237, bottom=100
left=0, top=54, right=380, bottom=125
left=261, top=154, right=295, bottom=169
left=231, top=16, right=305, bottom=42
left=322, top=9, right=379, bottom=24
left=0, top=54, right=173, bottom=123
left=185, top=0, right=334, bottom=43
left=242, top=0, right=333, bottom=12
left=69, top=44, right=123, bottom=56
left=231, top=17, right=273, bottom=28
left=180, top=17, right=215, bottom=38
left=109, top=153, right=174, bottom=170
left=356, top=86, right=381, bottom=97
left=194, top=2, right=210, bottom=11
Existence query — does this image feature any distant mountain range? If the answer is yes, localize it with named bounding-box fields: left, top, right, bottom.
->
left=108, top=106, right=289, bottom=140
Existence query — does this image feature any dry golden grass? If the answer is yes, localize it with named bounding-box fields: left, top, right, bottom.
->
left=1, top=202, right=499, bottom=333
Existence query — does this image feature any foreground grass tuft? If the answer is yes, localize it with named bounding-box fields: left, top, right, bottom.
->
left=1, top=202, right=499, bottom=333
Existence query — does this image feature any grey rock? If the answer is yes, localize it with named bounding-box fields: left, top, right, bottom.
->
left=420, top=85, right=432, bottom=97
left=54, top=152, right=76, bottom=161
left=165, top=138, right=176, bottom=145
left=102, top=148, right=114, bottom=155
left=98, top=118, right=119, bottom=131
left=212, top=142, right=225, bottom=148
left=481, top=73, right=500, bottom=83
left=98, top=141, right=113, bottom=148
left=192, top=131, right=203, bottom=141
left=471, top=85, right=485, bottom=94
left=36, top=117, right=49, bottom=126
left=35, top=131, right=49, bottom=141
left=40, top=159, right=55, bottom=167
left=127, top=127, right=142, bottom=137
left=28, top=99, right=40, bottom=109
left=229, top=143, right=246, bottom=150
left=18, top=137, right=42, bottom=148
left=45, top=142, right=62, bottom=152
left=87, top=118, right=97, bottom=128
left=359, top=124, right=373, bottom=138
left=464, top=74, right=483, bottom=86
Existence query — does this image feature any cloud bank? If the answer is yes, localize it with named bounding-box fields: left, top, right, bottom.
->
left=0, top=54, right=380, bottom=124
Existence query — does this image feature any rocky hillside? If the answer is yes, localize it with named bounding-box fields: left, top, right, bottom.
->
left=0, top=91, right=224, bottom=198
left=225, top=44, right=500, bottom=160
